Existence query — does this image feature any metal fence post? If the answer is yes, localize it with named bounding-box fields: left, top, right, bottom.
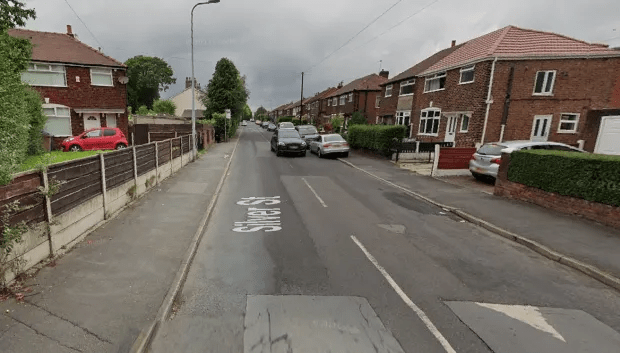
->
left=41, top=170, right=54, bottom=256
left=100, top=154, right=108, bottom=219
left=155, top=142, right=159, bottom=185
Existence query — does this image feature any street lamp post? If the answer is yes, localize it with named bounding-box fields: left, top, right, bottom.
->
left=191, top=0, right=220, bottom=159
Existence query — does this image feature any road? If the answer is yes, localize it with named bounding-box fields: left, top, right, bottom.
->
left=150, top=123, right=620, bottom=352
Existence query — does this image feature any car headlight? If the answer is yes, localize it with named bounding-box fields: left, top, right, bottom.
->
left=278, top=142, right=285, bottom=146
left=300, top=141, right=306, bottom=146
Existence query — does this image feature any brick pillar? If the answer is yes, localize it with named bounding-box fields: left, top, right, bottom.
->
left=497, top=152, right=511, bottom=181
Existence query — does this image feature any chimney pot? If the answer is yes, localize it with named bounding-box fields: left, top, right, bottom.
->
left=451, top=40, right=456, bottom=47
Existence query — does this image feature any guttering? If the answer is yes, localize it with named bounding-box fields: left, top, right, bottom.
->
left=480, top=57, right=498, bottom=145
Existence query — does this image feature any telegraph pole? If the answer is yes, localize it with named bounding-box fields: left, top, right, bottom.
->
left=300, top=72, right=304, bottom=122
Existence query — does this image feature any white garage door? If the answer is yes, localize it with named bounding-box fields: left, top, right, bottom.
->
left=595, top=116, right=620, bottom=155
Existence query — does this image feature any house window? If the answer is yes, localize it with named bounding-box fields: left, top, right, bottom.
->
left=333, top=97, right=337, bottom=106
left=424, top=72, right=446, bottom=93
left=375, top=96, right=381, bottom=108
left=459, top=66, right=475, bottom=84
left=385, top=84, right=393, bottom=97
left=340, top=95, right=346, bottom=105
left=419, top=108, right=441, bottom=135
left=21, top=63, right=67, bottom=87
left=459, top=113, right=470, bottom=132
left=558, top=113, right=579, bottom=133
left=533, top=70, right=556, bottom=95
left=396, top=111, right=411, bottom=126
left=90, top=68, right=113, bottom=86
left=348, top=93, right=353, bottom=102
left=327, top=99, right=331, bottom=107
left=399, top=79, right=415, bottom=96
left=42, top=106, right=72, bottom=136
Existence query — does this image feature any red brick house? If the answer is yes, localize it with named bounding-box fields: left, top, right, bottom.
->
left=323, top=71, right=389, bottom=125
left=9, top=26, right=129, bottom=149
left=305, top=87, right=339, bottom=124
left=377, top=42, right=462, bottom=136
left=409, top=26, right=620, bottom=152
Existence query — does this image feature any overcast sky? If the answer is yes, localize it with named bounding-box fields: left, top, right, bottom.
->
left=23, top=0, right=620, bottom=113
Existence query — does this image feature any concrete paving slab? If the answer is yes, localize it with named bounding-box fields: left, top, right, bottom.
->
left=166, top=181, right=209, bottom=194
left=447, top=301, right=620, bottom=353
left=244, top=295, right=405, bottom=353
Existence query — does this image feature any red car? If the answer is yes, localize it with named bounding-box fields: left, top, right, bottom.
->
left=61, top=128, right=128, bottom=152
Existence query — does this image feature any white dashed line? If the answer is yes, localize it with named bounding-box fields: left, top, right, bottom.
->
left=302, top=178, right=327, bottom=208
left=350, top=235, right=457, bottom=353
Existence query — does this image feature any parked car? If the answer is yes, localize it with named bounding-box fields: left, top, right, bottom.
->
left=469, top=140, right=584, bottom=181
left=241, top=121, right=247, bottom=126
left=278, top=122, right=295, bottom=130
left=295, top=125, right=320, bottom=149
left=261, top=121, right=269, bottom=129
left=62, top=127, right=128, bottom=152
left=271, top=129, right=306, bottom=157
left=267, top=123, right=277, bottom=132
left=309, top=134, right=349, bottom=158
left=255, top=120, right=262, bottom=125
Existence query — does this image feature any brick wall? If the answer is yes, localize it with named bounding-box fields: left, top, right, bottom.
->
left=31, top=66, right=129, bottom=139
left=377, top=83, right=399, bottom=121
left=412, top=61, right=492, bottom=147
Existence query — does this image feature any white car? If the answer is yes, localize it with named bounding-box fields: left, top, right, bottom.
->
left=309, top=134, right=349, bottom=158
left=241, top=121, right=247, bottom=126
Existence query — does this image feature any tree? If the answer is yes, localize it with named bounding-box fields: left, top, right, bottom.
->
left=203, top=58, right=248, bottom=122
left=242, top=104, right=252, bottom=121
left=349, top=111, right=367, bottom=125
left=0, top=0, right=36, bottom=32
left=125, top=56, right=176, bottom=110
left=136, top=105, right=150, bottom=115
left=254, top=106, right=267, bottom=118
left=152, top=99, right=176, bottom=115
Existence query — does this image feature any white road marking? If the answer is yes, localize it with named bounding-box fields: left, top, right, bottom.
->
left=350, top=235, right=457, bottom=353
left=302, top=178, right=327, bottom=207
left=475, top=303, right=566, bottom=342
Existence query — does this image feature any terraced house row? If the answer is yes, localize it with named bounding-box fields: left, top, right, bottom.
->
left=269, top=26, right=620, bottom=154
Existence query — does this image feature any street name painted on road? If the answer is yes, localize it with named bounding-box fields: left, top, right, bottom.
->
left=233, top=196, right=282, bottom=232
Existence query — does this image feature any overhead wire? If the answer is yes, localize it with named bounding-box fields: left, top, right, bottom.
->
left=63, top=0, right=104, bottom=50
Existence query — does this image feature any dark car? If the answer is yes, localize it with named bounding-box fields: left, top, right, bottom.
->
left=61, top=127, right=128, bottom=152
left=270, top=129, right=307, bottom=157
left=295, top=125, right=320, bottom=149
left=267, top=123, right=277, bottom=132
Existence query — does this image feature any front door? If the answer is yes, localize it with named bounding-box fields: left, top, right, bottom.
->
left=595, top=116, right=620, bottom=155
left=531, top=115, right=551, bottom=142
left=84, top=115, right=100, bottom=131
left=445, top=115, right=458, bottom=143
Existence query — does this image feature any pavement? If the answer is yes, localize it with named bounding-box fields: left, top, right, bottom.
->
left=342, top=151, right=620, bottom=282
left=0, top=139, right=237, bottom=353
left=148, top=125, right=620, bottom=352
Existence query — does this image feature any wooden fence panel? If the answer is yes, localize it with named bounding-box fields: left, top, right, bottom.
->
left=0, top=172, right=45, bottom=229
left=49, top=156, right=102, bottom=216
left=172, top=138, right=181, bottom=159
left=104, top=149, right=134, bottom=189
left=136, top=144, right=156, bottom=176
left=157, top=140, right=171, bottom=165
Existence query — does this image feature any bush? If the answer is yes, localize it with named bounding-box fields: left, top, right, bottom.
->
left=136, top=105, right=150, bottom=115
left=349, top=111, right=367, bottom=125
left=152, top=99, right=176, bottom=115
left=278, top=116, right=293, bottom=123
left=508, top=150, right=620, bottom=206
left=347, top=125, right=406, bottom=156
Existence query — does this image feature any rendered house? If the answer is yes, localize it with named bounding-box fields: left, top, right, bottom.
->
left=169, top=77, right=207, bottom=119
left=9, top=25, right=129, bottom=149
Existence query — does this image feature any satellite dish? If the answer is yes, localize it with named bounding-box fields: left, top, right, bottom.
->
left=118, top=76, right=129, bottom=84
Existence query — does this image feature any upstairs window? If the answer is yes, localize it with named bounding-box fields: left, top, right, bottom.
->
left=375, top=96, right=381, bottom=108
left=91, top=68, right=113, bottom=86
left=340, top=95, right=346, bottom=105
left=348, top=93, right=353, bottom=102
left=399, top=79, right=415, bottom=95
left=459, top=66, right=475, bottom=84
left=327, top=99, right=331, bottom=107
left=385, top=84, right=393, bottom=97
left=424, top=72, right=446, bottom=93
left=22, top=63, right=67, bottom=87
left=534, top=70, right=556, bottom=95
left=332, top=97, right=337, bottom=106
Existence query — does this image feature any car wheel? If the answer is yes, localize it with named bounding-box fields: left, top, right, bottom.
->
left=69, top=145, right=82, bottom=152
left=276, top=149, right=281, bottom=157
left=317, top=149, right=322, bottom=158
left=300, top=151, right=306, bottom=157
left=270, top=144, right=274, bottom=152
left=116, top=143, right=127, bottom=150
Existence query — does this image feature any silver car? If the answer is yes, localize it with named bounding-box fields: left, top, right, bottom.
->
left=309, top=134, right=350, bottom=158
left=469, top=140, right=584, bottom=180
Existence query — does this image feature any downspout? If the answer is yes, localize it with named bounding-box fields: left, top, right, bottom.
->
left=481, top=57, right=498, bottom=146
left=499, top=65, right=515, bottom=142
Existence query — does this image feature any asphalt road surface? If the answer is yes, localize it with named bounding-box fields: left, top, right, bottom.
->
left=150, top=123, right=620, bottom=353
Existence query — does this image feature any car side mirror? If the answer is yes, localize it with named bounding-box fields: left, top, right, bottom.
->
left=81, top=135, right=88, bottom=139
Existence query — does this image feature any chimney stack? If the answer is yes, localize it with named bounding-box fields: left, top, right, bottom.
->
left=379, top=69, right=389, bottom=79
left=338, top=81, right=344, bottom=88
left=66, top=25, right=74, bottom=37
left=451, top=40, right=456, bottom=47
left=185, top=77, right=192, bottom=89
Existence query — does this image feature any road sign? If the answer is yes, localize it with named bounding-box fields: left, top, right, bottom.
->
left=225, top=109, right=231, bottom=120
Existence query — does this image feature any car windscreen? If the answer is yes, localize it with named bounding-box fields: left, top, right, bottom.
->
left=279, top=131, right=301, bottom=138
left=280, top=123, right=294, bottom=128
left=298, top=127, right=318, bottom=135
left=477, top=143, right=508, bottom=155
left=324, top=135, right=345, bottom=142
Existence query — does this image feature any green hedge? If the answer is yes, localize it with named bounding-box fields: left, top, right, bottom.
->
left=347, top=125, right=406, bottom=155
left=508, top=150, right=620, bottom=206
left=278, top=116, right=293, bottom=123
